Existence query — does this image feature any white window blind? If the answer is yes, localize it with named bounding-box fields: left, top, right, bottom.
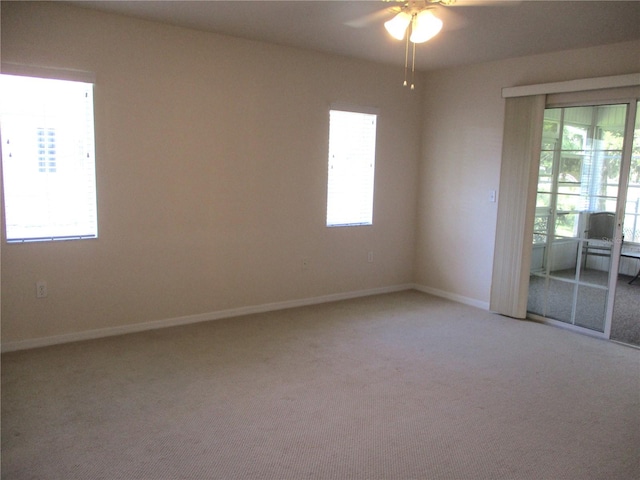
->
left=490, top=95, right=545, bottom=318
left=0, top=73, right=98, bottom=242
left=326, top=109, right=377, bottom=227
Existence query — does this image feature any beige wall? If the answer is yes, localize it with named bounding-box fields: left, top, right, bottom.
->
left=2, top=1, right=639, bottom=348
left=415, top=40, right=640, bottom=305
left=1, top=2, right=421, bottom=345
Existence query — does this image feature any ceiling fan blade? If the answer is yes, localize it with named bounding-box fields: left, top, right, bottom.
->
left=433, top=6, right=468, bottom=32
left=345, top=6, right=401, bottom=28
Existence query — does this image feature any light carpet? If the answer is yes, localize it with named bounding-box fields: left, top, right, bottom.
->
left=2, top=290, right=639, bottom=479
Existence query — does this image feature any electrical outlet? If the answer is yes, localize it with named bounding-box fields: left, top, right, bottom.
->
left=367, top=251, right=374, bottom=263
left=36, top=280, right=48, bottom=298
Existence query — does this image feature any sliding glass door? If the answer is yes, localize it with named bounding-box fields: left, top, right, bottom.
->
left=611, top=101, right=640, bottom=346
left=527, top=103, right=633, bottom=334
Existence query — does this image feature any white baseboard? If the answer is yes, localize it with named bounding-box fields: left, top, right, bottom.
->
left=1, top=284, right=414, bottom=353
left=412, top=283, right=490, bottom=311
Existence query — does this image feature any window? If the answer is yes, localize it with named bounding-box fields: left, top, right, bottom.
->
left=533, top=105, right=627, bottom=244
left=0, top=73, right=97, bottom=242
left=326, top=108, right=377, bottom=227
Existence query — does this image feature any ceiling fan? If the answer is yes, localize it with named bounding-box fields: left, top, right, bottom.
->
left=351, top=0, right=510, bottom=89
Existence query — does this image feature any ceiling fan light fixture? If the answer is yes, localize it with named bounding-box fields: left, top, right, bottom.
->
left=384, top=11, right=412, bottom=40
left=409, top=10, right=443, bottom=43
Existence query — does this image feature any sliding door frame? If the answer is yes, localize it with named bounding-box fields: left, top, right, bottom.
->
left=491, top=74, right=640, bottom=331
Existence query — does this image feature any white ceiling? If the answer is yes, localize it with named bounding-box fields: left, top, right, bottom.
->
left=69, top=1, right=640, bottom=71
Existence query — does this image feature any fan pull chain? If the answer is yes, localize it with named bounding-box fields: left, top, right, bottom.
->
left=403, top=28, right=410, bottom=87
left=411, top=39, right=416, bottom=90
left=404, top=13, right=416, bottom=90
